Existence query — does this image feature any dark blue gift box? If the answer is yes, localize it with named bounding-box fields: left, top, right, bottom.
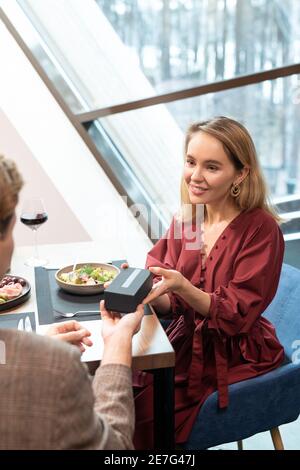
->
left=104, top=267, right=153, bottom=313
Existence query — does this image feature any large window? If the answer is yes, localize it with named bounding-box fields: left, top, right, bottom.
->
left=96, top=0, right=300, bottom=95
left=7, top=0, right=300, bottom=108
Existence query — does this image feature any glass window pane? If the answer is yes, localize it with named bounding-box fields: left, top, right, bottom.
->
left=96, top=0, right=300, bottom=95
left=96, top=104, right=183, bottom=222
left=10, top=0, right=160, bottom=110
left=3, top=0, right=300, bottom=112
left=96, top=74, right=300, bottom=218
left=165, top=74, right=300, bottom=198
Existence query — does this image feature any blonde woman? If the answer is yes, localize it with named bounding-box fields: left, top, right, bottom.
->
left=134, top=116, right=285, bottom=449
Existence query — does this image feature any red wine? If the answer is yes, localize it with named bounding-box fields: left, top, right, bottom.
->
left=20, top=212, right=48, bottom=230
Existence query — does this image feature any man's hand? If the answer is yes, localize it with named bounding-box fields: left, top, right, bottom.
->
left=100, top=300, right=144, bottom=367
left=142, top=266, right=185, bottom=304
left=46, top=320, right=93, bottom=353
left=100, top=300, right=144, bottom=343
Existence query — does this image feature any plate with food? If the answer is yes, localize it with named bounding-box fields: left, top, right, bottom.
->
left=0, top=275, right=31, bottom=312
left=55, top=263, right=120, bottom=295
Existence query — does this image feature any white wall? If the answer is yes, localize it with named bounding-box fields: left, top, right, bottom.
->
left=0, top=17, right=152, bottom=266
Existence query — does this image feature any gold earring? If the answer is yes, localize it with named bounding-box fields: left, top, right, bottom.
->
left=231, top=183, right=241, bottom=197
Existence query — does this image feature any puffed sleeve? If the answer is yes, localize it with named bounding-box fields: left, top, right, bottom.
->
left=207, top=219, right=284, bottom=337
left=146, top=216, right=182, bottom=270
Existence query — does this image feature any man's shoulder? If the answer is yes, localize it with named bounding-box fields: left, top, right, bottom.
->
left=0, top=330, right=89, bottom=449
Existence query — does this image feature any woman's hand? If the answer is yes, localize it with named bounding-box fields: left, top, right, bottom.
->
left=120, top=262, right=129, bottom=270
left=142, top=266, right=185, bottom=305
left=100, top=300, right=144, bottom=343
left=46, top=320, right=93, bottom=353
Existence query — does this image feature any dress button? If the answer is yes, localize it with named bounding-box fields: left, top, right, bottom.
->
left=221, top=235, right=226, bottom=240
left=200, top=277, right=205, bottom=283
left=201, top=266, right=207, bottom=272
left=215, top=245, right=218, bottom=249
left=209, top=256, right=213, bottom=260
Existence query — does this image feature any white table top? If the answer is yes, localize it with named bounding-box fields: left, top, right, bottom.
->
left=6, top=242, right=175, bottom=370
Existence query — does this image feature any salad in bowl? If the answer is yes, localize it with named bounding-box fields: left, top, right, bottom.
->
left=55, top=263, right=119, bottom=295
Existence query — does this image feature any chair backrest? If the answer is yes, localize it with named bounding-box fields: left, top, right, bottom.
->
left=263, top=263, right=300, bottom=361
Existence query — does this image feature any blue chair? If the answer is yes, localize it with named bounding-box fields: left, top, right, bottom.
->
left=184, top=263, right=300, bottom=450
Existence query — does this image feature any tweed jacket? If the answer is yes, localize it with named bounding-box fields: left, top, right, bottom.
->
left=0, top=329, right=134, bottom=449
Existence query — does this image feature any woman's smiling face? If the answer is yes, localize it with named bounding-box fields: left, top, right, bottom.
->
left=184, top=131, right=242, bottom=205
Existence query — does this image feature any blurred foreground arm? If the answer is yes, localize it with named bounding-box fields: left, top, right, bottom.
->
left=92, top=301, right=144, bottom=449
left=53, top=303, right=144, bottom=450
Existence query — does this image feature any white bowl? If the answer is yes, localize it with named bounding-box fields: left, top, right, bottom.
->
left=55, top=263, right=120, bottom=296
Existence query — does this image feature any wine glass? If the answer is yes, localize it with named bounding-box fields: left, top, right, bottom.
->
left=20, top=198, right=48, bottom=267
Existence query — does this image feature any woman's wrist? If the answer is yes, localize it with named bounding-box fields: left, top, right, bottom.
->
left=174, top=277, right=211, bottom=316
left=150, top=293, right=171, bottom=316
left=174, top=275, right=189, bottom=297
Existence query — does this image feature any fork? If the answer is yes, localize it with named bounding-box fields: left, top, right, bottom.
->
left=54, top=309, right=100, bottom=319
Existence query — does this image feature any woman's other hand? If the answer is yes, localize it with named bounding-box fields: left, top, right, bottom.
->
left=143, top=266, right=185, bottom=305
left=46, top=320, right=93, bottom=353
left=120, top=262, right=129, bottom=270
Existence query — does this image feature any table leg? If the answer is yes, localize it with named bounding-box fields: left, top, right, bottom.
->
left=153, top=367, right=175, bottom=449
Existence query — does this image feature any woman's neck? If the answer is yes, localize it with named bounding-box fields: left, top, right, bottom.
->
left=204, top=201, right=241, bottom=226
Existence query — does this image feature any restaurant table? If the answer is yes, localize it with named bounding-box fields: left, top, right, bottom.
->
left=4, top=241, right=175, bottom=449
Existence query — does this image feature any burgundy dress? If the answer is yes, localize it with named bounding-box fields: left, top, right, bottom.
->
left=134, top=208, right=285, bottom=449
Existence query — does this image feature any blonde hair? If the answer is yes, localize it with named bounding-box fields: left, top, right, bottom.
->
left=0, top=155, right=23, bottom=232
left=181, top=116, right=282, bottom=224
